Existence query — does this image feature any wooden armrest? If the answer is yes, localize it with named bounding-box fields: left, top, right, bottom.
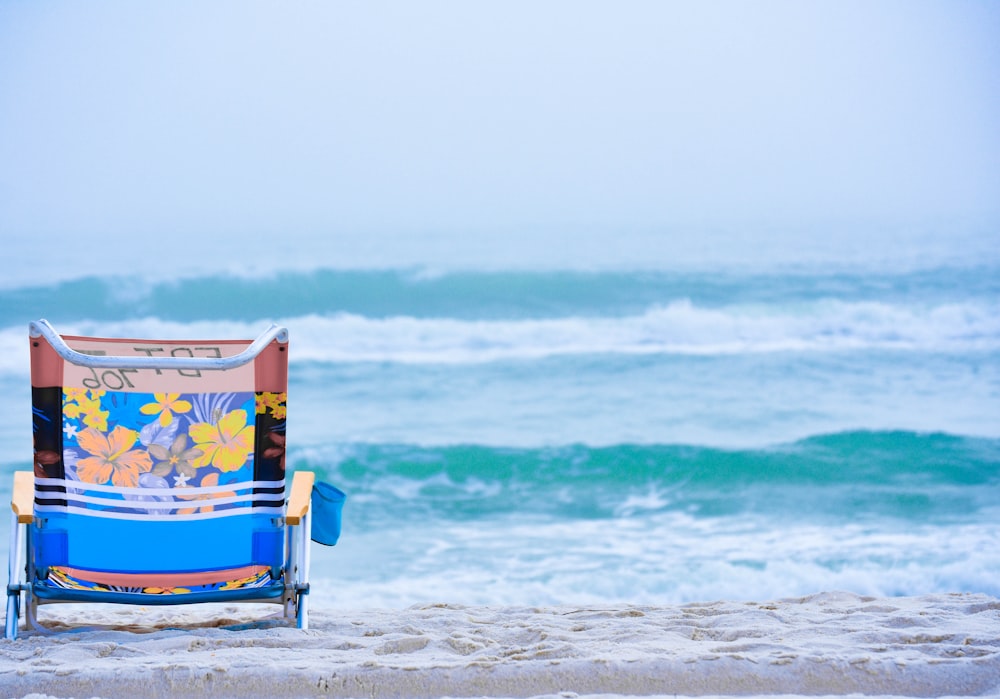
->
left=286, top=471, right=315, bottom=525
left=12, top=471, right=33, bottom=524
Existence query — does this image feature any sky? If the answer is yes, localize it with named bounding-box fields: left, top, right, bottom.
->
left=0, top=1, right=998, bottom=254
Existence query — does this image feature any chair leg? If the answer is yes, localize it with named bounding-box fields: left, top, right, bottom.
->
left=298, top=511, right=311, bottom=630
left=285, top=513, right=311, bottom=629
left=5, top=592, right=19, bottom=640
left=6, top=511, right=24, bottom=640
left=283, top=522, right=295, bottom=626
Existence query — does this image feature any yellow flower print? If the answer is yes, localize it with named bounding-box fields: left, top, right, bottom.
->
left=255, top=395, right=269, bottom=414
left=140, top=393, right=193, bottom=427
left=80, top=403, right=110, bottom=431
left=64, top=388, right=90, bottom=404
left=220, top=574, right=262, bottom=590
left=189, top=409, right=255, bottom=472
left=255, top=392, right=287, bottom=418
left=75, top=426, right=153, bottom=488
left=63, top=390, right=109, bottom=431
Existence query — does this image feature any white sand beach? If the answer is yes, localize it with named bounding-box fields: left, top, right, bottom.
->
left=1, top=591, right=998, bottom=699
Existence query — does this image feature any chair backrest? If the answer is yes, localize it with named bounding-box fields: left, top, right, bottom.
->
left=29, top=321, right=289, bottom=580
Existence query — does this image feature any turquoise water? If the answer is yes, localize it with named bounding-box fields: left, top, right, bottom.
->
left=1, top=226, right=998, bottom=606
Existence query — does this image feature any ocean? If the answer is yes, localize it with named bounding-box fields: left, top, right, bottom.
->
left=1, top=224, right=998, bottom=609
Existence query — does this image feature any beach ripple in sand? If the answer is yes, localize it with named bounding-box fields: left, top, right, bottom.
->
left=1, top=592, right=999, bottom=698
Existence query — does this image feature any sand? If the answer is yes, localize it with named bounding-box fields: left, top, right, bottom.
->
left=1, top=591, right=998, bottom=699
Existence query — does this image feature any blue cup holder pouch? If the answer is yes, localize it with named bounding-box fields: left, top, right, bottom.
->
left=310, top=481, right=346, bottom=546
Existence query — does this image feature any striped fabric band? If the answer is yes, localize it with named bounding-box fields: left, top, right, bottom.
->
left=33, top=477, right=286, bottom=521
left=35, top=477, right=285, bottom=495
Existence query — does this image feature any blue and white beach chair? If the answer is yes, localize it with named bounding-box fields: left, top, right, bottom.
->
left=6, top=321, right=338, bottom=638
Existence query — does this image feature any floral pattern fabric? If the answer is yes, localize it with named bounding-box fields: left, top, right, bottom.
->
left=58, top=389, right=286, bottom=515
left=46, top=566, right=274, bottom=595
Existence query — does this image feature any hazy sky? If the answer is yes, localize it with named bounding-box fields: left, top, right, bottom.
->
left=1, top=1, right=998, bottom=243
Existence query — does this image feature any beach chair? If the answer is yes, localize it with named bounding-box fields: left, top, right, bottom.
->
left=6, top=320, right=316, bottom=639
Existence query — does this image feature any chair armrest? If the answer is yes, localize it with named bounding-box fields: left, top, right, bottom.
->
left=286, top=471, right=315, bottom=525
left=11, top=471, right=33, bottom=524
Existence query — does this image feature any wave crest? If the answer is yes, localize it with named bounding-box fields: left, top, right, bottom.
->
left=1, top=297, right=997, bottom=372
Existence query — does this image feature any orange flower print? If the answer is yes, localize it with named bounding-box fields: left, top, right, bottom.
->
left=142, top=586, right=191, bottom=595
left=140, top=393, right=193, bottom=427
left=75, top=426, right=153, bottom=488
left=188, top=409, right=255, bottom=472
left=176, top=472, right=237, bottom=515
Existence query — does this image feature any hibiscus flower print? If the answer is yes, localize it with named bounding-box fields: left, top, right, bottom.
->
left=188, top=409, right=255, bottom=472
left=75, top=426, right=153, bottom=488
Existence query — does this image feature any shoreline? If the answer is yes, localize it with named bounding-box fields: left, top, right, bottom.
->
left=2, top=592, right=998, bottom=699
